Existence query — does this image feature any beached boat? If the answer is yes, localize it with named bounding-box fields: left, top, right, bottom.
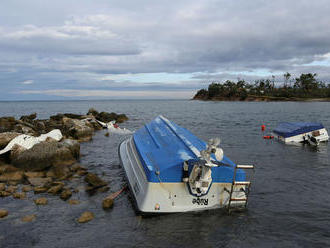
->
left=273, top=122, right=329, bottom=145
left=118, top=115, right=254, bottom=214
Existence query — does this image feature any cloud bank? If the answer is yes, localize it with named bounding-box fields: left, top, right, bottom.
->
left=1, top=0, right=330, bottom=100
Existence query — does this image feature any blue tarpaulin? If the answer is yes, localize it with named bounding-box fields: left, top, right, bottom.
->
left=273, top=122, right=324, bottom=138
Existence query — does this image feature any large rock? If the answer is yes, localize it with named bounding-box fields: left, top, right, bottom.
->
left=10, top=141, right=77, bottom=171
left=62, top=117, right=94, bottom=141
left=0, top=117, right=17, bottom=132
left=77, top=211, right=94, bottom=223
left=96, top=112, right=118, bottom=123
left=0, top=132, right=21, bottom=149
left=84, top=173, right=107, bottom=188
left=60, top=139, right=80, bottom=159
left=20, top=113, right=37, bottom=123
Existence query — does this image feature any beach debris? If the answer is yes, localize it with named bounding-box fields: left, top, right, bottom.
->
left=0, top=129, right=62, bottom=155
left=34, top=197, right=48, bottom=205
left=96, top=120, right=132, bottom=134
left=21, top=214, right=36, bottom=222
left=77, top=211, right=94, bottom=223
left=0, top=209, right=8, bottom=218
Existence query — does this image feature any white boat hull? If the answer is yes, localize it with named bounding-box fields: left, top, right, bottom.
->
left=119, top=137, right=247, bottom=213
left=273, top=128, right=329, bottom=144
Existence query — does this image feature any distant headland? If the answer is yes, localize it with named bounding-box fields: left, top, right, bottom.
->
left=193, top=73, right=330, bottom=102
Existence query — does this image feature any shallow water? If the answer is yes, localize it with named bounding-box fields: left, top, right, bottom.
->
left=0, top=100, right=330, bottom=247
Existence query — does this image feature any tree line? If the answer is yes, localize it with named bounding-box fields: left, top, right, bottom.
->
left=193, top=73, right=330, bottom=100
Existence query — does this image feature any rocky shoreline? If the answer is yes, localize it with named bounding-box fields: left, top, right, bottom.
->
left=0, top=108, right=128, bottom=223
left=193, top=95, right=330, bottom=102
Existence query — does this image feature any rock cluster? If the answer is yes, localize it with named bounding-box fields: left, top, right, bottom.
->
left=0, top=108, right=126, bottom=222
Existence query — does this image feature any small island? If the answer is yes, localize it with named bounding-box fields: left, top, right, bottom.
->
left=193, top=73, right=330, bottom=101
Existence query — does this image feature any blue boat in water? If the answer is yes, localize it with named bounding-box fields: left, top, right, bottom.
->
left=273, top=122, right=329, bottom=145
left=119, top=115, right=254, bottom=213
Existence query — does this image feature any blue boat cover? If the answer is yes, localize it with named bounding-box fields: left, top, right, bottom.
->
left=133, top=115, right=245, bottom=183
left=273, top=122, right=324, bottom=138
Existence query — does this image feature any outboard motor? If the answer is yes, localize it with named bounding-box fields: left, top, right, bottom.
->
left=183, top=138, right=224, bottom=196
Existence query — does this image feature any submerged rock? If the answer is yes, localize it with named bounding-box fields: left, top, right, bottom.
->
left=0, top=209, right=8, bottom=218
left=28, top=177, right=52, bottom=187
left=84, top=173, right=107, bottom=188
left=34, top=197, right=48, bottom=205
left=47, top=184, right=63, bottom=195
left=60, top=188, right=72, bottom=200
left=68, top=199, right=80, bottom=205
left=24, top=171, right=46, bottom=178
left=22, top=185, right=33, bottom=192
left=33, top=186, right=48, bottom=194
left=0, top=171, right=24, bottom=183
left=6, top=185, right=17, bottom=194
left=13, top=192, right=26, bottom=199
left=77, top=211, right=94, bottom=223
left=21, top=214, right=36, bottom=222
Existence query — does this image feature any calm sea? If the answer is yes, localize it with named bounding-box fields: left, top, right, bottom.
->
left=0, top=100, right=330, bottom=247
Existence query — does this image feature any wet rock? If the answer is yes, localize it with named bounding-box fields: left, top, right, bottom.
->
left=0, top=183, right=5, bottom=191
left=62, top=117, right=94, bottom=141
left=102, top=197, right=114, bottom=210
left=104, top=132, right=109, bottom=137
left=60, top=139, right=80, bottom=159
left=33, top=186, right=48, bottom=194
left=116, top=114, right=129, bottom=123
left=87, top=108, right=99, bottom=116
left=14, top=124, right=36, bottom=135
left=8, top=181, right=19, bottom=186
left=0, top=171, right=24, bottom=183
left=60, top=188, right=72, bottom=200
left=70, top=163, right=86, bottom=172
left=0, top=209, right=8, bottom=218
left=68, top=199, right=80, bottom=205
left=24, top=171, right=46, bottom=178
left=11, top=141, right=76, bottom=171
left=13, top=192, right=26, bottom=199
left=52, top=164, right=72, bottom=180
left=63, top=113, right=85, bottom=120
left=47, top=184, right=63, bottom=195
left=20, top=113, right=37, bottom=123
left=22, top=185, right=33, bottom=192
left=97, top=186, right=110, bottom=193
left=0, top=164, right=19, bottom=175
left=96, top=112, right=118, bottom=123
left=76, top=169, right=88, bottom=176
left=46, top=170, right=55, bottom=178
left=50, top=114, right=64, bottom=122
left=28, top=177, right=52, bottom=187
left=84, top=173, right=107, bottom=188
left=34, top=197, right=48, bottom=205
left=77, top=211, right=94, bottom=223
left=21, top=214, right=36, bottom=222
left=0, top=191, right=11, bottom=197
left=0, top=117, right=17, bottom=133
left=6, top=185, right=17, bottom=194
left=0, top=132, right=21, bottom=149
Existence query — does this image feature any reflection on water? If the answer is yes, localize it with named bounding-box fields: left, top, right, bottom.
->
left=0, top=100, right=330, bottom=247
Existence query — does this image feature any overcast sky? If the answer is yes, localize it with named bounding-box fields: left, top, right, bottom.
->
left=1, top=0, right=330, bottom=100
